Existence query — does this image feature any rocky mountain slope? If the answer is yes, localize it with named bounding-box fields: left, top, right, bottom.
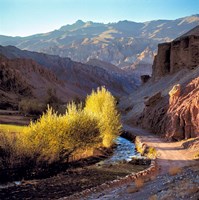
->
left=0, top=54, right=78, bottom=108
left=0, top=15, right=199, bottom=78
left=0, top=45, right=135, bottom=108
left=120, top=26, right=199, bottom=140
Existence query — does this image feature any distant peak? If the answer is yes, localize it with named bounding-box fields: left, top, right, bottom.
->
left=75, top=20, right=85, bottom=25
left=191, top=14, right=199, bottom=17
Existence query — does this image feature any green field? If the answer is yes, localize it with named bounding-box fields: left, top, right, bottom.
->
left=0, top=124, right=25, bottom=133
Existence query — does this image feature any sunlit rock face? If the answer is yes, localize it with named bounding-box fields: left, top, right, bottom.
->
left=121, top=26, right=199, bottom=141
left=165, top=78, right=199, bottom=139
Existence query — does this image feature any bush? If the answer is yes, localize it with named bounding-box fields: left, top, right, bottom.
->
left=18, top=99, right=46, bottom=115
left=0, top=132, right=22, bottom=168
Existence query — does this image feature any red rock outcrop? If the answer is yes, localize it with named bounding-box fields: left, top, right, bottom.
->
left=139, top=76, right=199, bottom=140
left=137, top=26, right=199, bottom=140
left=165, top=77, right=199, bottom=139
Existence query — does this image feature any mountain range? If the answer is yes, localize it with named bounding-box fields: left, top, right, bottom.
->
left=0, top=45, right=135, bottom=108
left=0, top=14, right=199, bottom=77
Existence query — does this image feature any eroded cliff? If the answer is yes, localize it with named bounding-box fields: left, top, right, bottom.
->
left=121, top=26, right=199, bottom=140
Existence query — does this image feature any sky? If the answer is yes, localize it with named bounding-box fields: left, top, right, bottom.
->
left=0, top=0, right=199, bottom=36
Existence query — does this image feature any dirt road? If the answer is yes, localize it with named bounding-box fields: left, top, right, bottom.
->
left=86, top=125, right=199, bottom=200
left=124, top=125, right=198, bottom=174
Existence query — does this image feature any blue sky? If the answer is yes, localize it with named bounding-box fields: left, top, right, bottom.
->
left=0, top=0, right=199, bottom=36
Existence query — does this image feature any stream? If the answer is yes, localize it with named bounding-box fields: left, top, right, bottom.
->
left=102, top=136, right=141, bottom=165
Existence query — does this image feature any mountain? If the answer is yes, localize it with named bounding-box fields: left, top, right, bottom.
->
left=0, top=54, right=80, bottom=109
left=86, top=58, right=125, bottom=74
left=0, top=45, right=136, bottom=108
left=120, top=26, right=199, bottom=140
left=0, top=15, right=199, bottom=78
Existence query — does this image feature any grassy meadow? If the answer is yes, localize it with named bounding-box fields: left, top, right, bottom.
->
left=0, top=124, right=25, bottom=133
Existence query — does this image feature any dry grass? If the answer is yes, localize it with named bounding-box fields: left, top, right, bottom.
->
left=0, top=124, right=25, bottom=133
left=169, top=166, right=182, bottom=176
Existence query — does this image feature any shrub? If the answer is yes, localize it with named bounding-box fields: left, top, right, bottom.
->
left=195, top=152, right=199, bottom=159
left=21, top=104, right=102, bottom=164
left=0, top=132, right=21, bottom=168
left=85, top=87, right=122, bottom=147
left=18, top=99, right=45, bottom=115
left=147, top=147, right=157, bottom=159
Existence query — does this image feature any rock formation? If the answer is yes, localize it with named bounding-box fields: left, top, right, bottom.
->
left=142, top=27, right=199, bottom=140
left=121, top=26, right=199, bottom=140
left=144, top=92, right=162, bottom=107
left=165, top=77, right=199, bottom=139
left=152, top=33, right=199, bottom=80
left=169, top=84, right=181, bottom=105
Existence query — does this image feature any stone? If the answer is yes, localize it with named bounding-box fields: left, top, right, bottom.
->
left=169, top=84, right=181, bottom=104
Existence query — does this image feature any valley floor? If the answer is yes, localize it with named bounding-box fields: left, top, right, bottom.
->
left=85, top=125, right=199, bottom=200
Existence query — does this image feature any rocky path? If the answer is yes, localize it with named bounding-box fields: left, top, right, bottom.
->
left=86, top=125, right=199, bottom=200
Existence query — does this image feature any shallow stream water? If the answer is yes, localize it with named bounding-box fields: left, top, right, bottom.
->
left=99, top=136, right=141, bottom=165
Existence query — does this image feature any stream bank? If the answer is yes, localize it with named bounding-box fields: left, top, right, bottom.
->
left=0, top=136, right=152, bottom=199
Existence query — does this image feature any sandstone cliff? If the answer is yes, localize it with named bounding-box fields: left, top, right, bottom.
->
left=121, top=26, right=199, bottom=140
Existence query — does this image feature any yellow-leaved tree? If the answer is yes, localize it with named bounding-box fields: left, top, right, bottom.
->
left=85, top=87, right=122, bottom=147
left=4, top=87, right=122, bottom=167
left=22, top=107, right=69, bottom=163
